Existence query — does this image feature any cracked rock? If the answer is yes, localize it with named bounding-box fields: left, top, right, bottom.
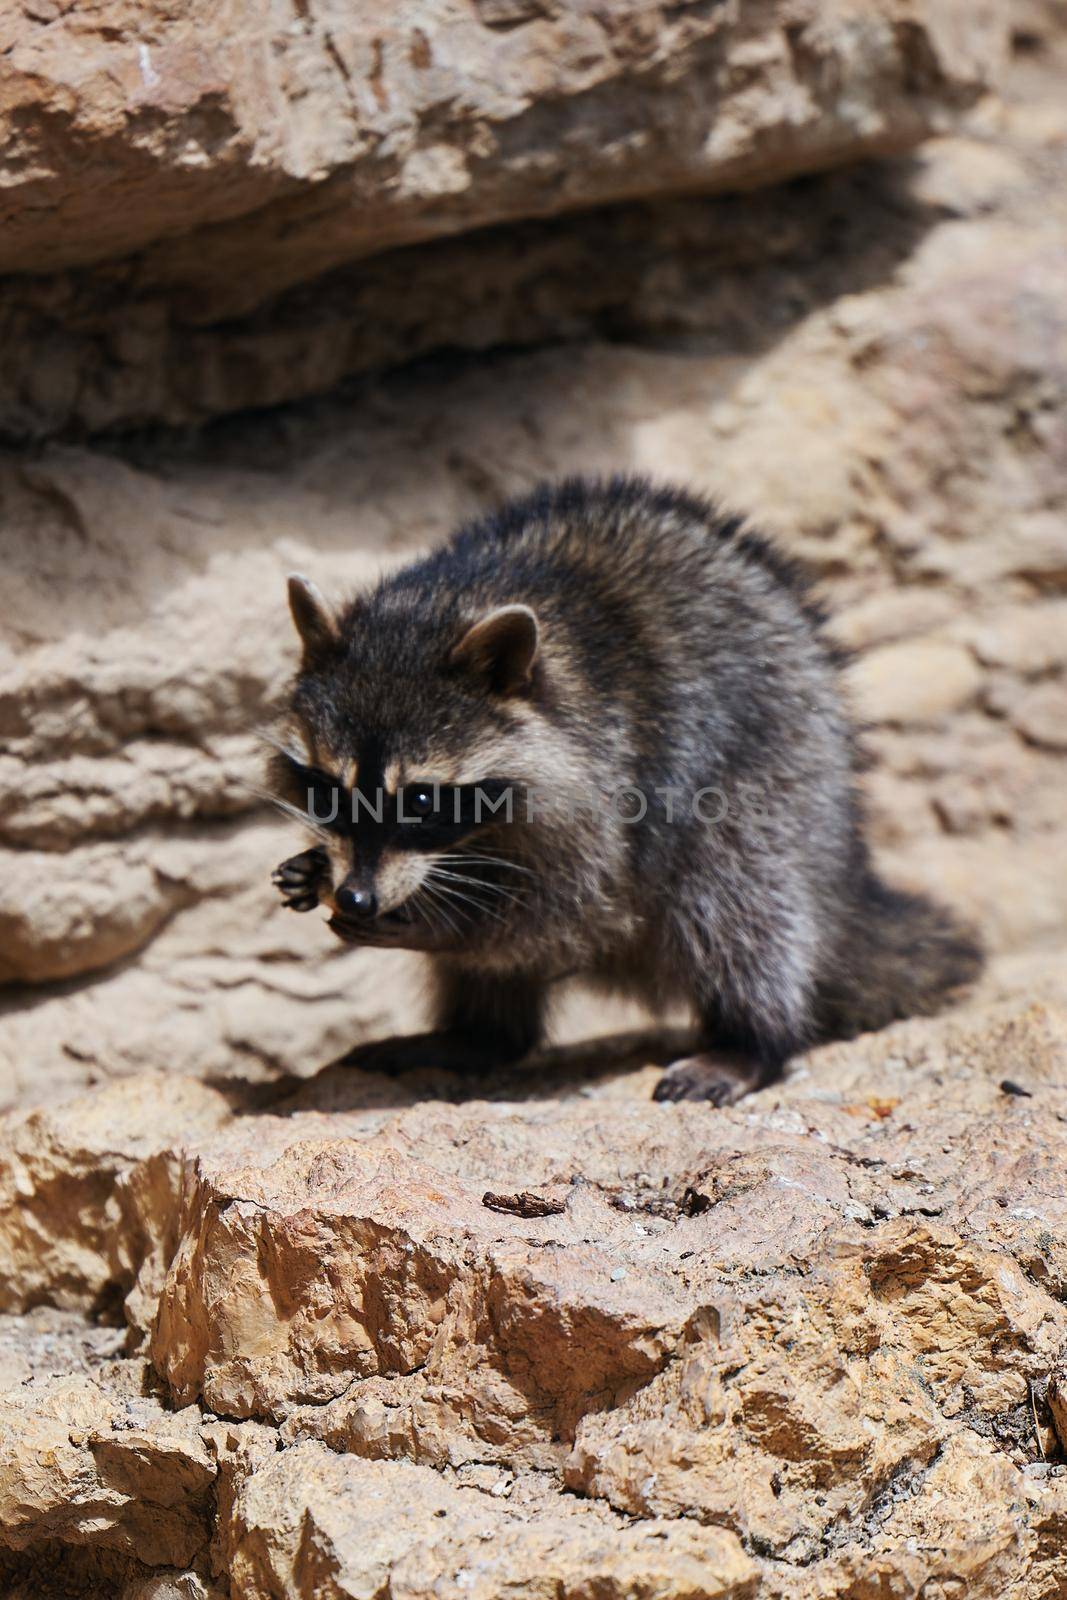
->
left=223, top=1447, right=757, bottom=1600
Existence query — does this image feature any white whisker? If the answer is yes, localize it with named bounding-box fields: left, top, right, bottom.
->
left=410, top=886, right=450, bottom=940
left=417, top=879, right=466, bottom=938
left=429, top=868, right=528, bottom=911
left=243, top=782, right=334, bottom=845
left=425, top=872, right=509, bottom=926
left=439, top=851, right=536, bottom=877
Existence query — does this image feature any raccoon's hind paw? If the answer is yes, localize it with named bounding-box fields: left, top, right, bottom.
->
left=272, top=846, right=329, bottom=913
left=653, top=1051, right=775, bottom=1107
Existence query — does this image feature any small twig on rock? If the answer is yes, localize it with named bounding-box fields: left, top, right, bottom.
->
left=482, top=1190, right=566, bottom=1217
left=1030, top=1380, right=1047, bottom=1461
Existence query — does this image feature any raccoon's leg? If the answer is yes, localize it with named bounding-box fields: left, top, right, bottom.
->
left=337, top=971, right=546, bottom=1078
left=653, top=1020, right=788, bottom=1106
left=654, top=893, right=815, bottom=1106
left=432, top=964, right=547, bottom=1066
left=272, top=846, right=330, bottom=912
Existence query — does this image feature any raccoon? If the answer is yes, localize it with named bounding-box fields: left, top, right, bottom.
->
left=269, top=477, right=982, bottom=1103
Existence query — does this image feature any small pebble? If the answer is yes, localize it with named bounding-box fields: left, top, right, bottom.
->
left=610, top=1267, right=627, bottom=1282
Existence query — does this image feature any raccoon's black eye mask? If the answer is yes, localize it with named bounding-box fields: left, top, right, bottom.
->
left=279, top=755, right=516, bottom=851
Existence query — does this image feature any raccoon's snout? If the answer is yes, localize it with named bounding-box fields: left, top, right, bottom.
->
left=335, top=883, right=378, bottom=920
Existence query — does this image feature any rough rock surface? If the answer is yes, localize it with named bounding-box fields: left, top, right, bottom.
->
left=0, top=1074, right=232, bottom=1318
left=0, top=1310, right=222, bottom=1595
left=3, top=993, right=1067, bottom=1595
left=0, top=0, right=1006, bottom=435
left=225, top=1448, right=757, bottom=1600
left=2, top=4, right=1067, bottom=1596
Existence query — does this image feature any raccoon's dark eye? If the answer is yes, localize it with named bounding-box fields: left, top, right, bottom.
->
left=406, top=786, right=436, bottom=819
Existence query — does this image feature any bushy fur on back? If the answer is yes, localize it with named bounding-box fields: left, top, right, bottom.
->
left=271, top=476, right=982, bottom=1093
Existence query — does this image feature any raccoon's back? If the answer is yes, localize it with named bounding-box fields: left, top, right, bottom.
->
left=449, top=476, right=810, bottom=606
left=447, top=475, right=842, bottom=719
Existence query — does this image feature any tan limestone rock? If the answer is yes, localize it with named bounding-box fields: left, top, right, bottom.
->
left=3, top=988, right=1067, bottom=1592
left=0, top=1, right=1007, bottom=435
left=847, top=639, right=984, bottom=725
left=151, top=1120, right=695, bottom=1430
left=0, top=1359, right=214, bottom=1569
left=0, top=1075, right=231, bottom=1316
left=223, top=1446, right=757, bottom=1600
left=1012, top=681, right=1067, bottom=751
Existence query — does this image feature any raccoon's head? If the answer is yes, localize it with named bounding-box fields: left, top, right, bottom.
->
left=269, top=572, right=575, bottom=951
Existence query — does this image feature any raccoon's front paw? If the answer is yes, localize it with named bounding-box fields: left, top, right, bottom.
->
left=653, top=1052, right=769, bottom=1107
left=272, top=846, right=329, bottom=913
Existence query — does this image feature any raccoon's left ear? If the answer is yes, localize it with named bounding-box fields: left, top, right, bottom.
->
left=287, top=574, right=339, bottom=668
left=450, top=604, right=540, bottom=696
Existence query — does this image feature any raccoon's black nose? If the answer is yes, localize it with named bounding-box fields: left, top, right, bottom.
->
left=336, top=885, right=378, bottom=920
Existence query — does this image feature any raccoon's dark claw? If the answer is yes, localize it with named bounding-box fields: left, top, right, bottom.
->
left=284, top=893, right=320, bottom=913
left=654, top=1052, right=769, bottom=1107
left=273, top=862, right=320, bottom=888
left=272, top=847, right=329, bottom=913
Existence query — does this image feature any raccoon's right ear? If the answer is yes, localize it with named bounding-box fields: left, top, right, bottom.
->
left=287, top=574, right=339, bottom=668
left=450, top=604, right=540, bottom=696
